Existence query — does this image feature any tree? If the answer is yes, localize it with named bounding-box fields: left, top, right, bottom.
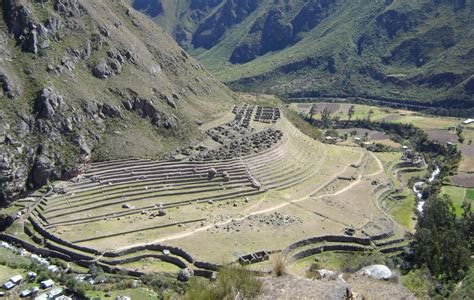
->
left=367, top=109, right=374, bottom=122
left=348, top=105, right=355, bottom=120
left=309, top=104, right=318, bottom=120
left=456, top=126, right=464, bottom=143
left=321, top=107, right=332, bottom=128
left=363, top=132, right=369, bottom=141
left=410, top=195, right=472, bottom=282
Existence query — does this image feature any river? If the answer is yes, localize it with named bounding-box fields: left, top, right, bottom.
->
left=414, top=165, right=441, bottom=213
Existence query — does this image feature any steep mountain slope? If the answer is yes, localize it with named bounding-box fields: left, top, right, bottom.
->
left=0, top=0, right=235, bottom=205
left=131, top=0, right=474, bottom=105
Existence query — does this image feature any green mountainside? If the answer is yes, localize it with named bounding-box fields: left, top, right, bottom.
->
left=131, top=0, right=474, bottom=105
left=0, top=0, right=235, bottom=205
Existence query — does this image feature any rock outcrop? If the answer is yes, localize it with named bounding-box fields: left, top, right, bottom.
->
left=0, top=153, right=28, bottom=202
left=34, top=88, right=67, bottom=119
left=0, top=0, right=234, bottom=206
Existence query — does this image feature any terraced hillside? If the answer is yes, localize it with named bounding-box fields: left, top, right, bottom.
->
left=3, top=106, right=409, bottom=276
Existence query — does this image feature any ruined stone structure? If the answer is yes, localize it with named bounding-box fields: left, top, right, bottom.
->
left=254, top=106, right=280, bottom=123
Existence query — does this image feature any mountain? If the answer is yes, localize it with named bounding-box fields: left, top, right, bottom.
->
left=130, top=0, right=474, bottom=106
left=0, top=0, right=235, bottom=205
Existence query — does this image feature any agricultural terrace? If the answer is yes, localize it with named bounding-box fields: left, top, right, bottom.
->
left=290, top=102, right=474, bottom=189
left=3, top=105, right=409, bottom=276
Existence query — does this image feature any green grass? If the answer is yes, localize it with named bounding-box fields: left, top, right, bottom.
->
left=0, top=248, right=32, bottom=268
left=466, top=189, right=474, bottom=200
left=441, top=186, right=471, bottom=217
left=283, top=108, right=323, bottom=140
left=183, top=266, right=262, bottom=300
left=290, top=251, right=386, bottom=278
left=0, top=265, right=22, bottom=283
left=293, top=102, right=463, bottom=130
left=293, top=252, right=347, bottom=273
left=121, top=259, right=181, bottom=273
left=385, top=193, right=416, bottom=229
left=85, top=288, right=159, bottom=300
left=401, top=268, right=434, bottom=299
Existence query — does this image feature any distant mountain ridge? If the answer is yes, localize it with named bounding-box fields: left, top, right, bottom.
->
left=130, top=0, right=474, bottom=105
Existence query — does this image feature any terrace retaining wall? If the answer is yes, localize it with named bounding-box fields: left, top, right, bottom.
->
left=292, top=244, right=368, bottom=260
left=194, top=261, right=220, bottom=271
left=285, top=235, right=372, bottom=253
left=29, top=215, right=195, bottom=263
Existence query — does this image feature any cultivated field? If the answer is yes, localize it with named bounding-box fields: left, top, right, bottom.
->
left=290, top=102, right=474, bottom=186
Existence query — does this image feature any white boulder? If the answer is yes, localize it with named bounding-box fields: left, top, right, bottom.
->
left=357, top=264, right=392, bottom=280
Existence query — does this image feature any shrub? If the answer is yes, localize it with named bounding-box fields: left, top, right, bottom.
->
left=141, top=273, right=184, bottom=294
left=272, top=253, right=287, bottom=277
left=450, top=265, right=474, bottom=299
left=401, top=268, right=434, bottom=299
left=183, top=266, right=262, bottom=300
left=340, top=250, right=385, bottom=273
left=183, top=277, right=216, bottom=300
left=306, top=263, right=321, bottom=279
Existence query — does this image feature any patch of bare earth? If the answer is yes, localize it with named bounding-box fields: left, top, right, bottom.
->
left=425, top=129, right=458, bottom=144
left=259, top=274, right=416, bottom=300
left=259, top=275, right=348, bottom=300
left=382, top=115, right=401, bottom=122
left=338, top=128, right=389, bottom=141
left=296, top=103, right=313, bottom=114
left=451, top=173, right=474, bottom=188
left=457, top=145, right=474, bottom=172
left=347, top=274, right=416, bottom=300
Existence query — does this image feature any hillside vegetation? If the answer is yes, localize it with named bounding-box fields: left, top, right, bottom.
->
left=131, top=0, right=474, bottom=105
left=0, top=0, right=235, bottom=205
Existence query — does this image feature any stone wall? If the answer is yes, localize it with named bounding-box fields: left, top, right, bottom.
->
left=292, top=244, right=368, bottom=260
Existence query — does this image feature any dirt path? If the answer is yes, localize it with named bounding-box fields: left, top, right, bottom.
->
left=365, top=152, right=384, bottom=177
left=118, top=149, right=365, bottom=249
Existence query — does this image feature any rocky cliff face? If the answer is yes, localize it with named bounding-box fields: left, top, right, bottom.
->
left=0, top=0, right=235, bottom=206
left=131, top=0, right=474, bottom=104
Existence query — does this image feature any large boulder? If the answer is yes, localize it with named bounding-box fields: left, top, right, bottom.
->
left=178, top=268, right=194, bottom=282
left=92, top=61, right=112, bottom=79
left=100, top=103, right=122, bottom=118
left=207, top=167, right=217, bottom=180
left=357, top=265, right=392, bottom=280
left=34, top=87, right=66, bottom=119
left=31, top=154, right=54, bottom=187
left=76, top=135, right=91, bottom=161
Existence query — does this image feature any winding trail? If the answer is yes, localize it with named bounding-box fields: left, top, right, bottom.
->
left=365, top=152, right=385, bottom=177
left=117, top=148, right=365, bottom=250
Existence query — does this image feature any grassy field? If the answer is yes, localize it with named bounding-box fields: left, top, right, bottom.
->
left=86, top=288, right=159, bottom=299
left=290, top=103, right=462, bottom=129
left=0, top=265, right=22, bottom=283
left=441, top=186, right=471, bottom=217
left=374, top=152, right=422, bottom=230
left=385, top=193, right=416, bottom=229
left=121, top=259, right=181, bottom=273
left=291, top=102, right=474, bottom=177
left=289, top=252, right=348, bottom=277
